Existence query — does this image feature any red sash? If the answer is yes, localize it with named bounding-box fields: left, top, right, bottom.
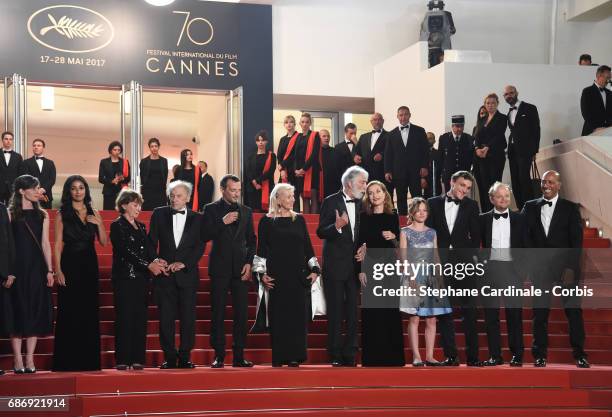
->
left=261, top=151, right=273, bottom=211
left=192, top=165, right=201, bottom=211
left=302, top=131, right=318, bottom=198
left=281, top=132, right=299, bottom=183
left=121, top=158, right=129, bottom=189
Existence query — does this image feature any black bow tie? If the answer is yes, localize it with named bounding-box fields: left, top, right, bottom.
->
left=35, top=156, right=44, bottom=160
left=400, top=125, right=409, bottom=130
left=446, top=196, right=460, bottom=205
left=509, top=106, right=517, bottom=111
left=3, top=150, right=11, bottom=154
left=493, top=212, right=508, bottom=220
left=540, top=200, right=553, bottom=207
left=345, top=199, right=359, bottom=204
left=600, top=87, right=606, bottom=92
left=171, top=209, right=186, bottom=215
left=372, top=129, right=381, bottom=134
left=454, top=136, right=460, bottom=142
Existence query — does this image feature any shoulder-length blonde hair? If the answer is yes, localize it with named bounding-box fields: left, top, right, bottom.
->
left=268, top=183, right=297, bottom=220
left=363, top=181, right=394, bottom=215
left=407, top=197, right=428, bottom=222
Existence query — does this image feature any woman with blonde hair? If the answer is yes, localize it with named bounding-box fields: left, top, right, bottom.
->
left=294, top=113, right=321, bottom=214
left=399, top=197, right=451, bottom=366
left=253, top=183, right=319, bottom=366
left=357, top=181, right=405, bottom=366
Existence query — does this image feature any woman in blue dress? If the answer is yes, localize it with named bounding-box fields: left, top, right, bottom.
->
left=399, top=197, right=452, bottom=366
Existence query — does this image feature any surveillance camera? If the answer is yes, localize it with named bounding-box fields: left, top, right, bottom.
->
left=192, top=136, right=200, bottom=145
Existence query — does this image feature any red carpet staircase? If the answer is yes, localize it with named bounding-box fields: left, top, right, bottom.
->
left=0, top=211, right=611, bottom=417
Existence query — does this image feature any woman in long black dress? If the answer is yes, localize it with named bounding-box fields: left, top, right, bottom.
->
left=99, top=141, right=131, bottom=210
left=246, top=130, right=276, bottom=212
left=52, top=175, right=107, bottom=371
left=140, top=138, right=169, bottom=211
left=473, top=94, right=507, bottom=212
left=357, top=180, right=405, bottom=366
left=295, top=113, right=321, bottom=214
left=6, top=175, right=54, bottom=373
left=253, top=183, right=320, bottom=367
left=174, top=149, right=204, bottom=211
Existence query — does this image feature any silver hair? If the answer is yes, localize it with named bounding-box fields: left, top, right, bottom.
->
left=341, top=166, right=369, bottom=188
left=167, top=180, right=193, bottom=197
left=488, top=181, right=511, bottom=197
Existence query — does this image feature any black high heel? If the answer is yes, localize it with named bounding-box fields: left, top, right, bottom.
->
left=24, top=367, right=36, bottom=374
left=13, top=368, right=25, bottom=374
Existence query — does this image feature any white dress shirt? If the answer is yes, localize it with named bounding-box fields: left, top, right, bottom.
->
left=596, top=82, right=607, bottom=109
left=540, top=194, right=558, bottom=237
left=371, top=130, right=381, bottom=150
left=444, top=196, right=459, bottom=235
left=338, top=192, right=356, bottom=240
left=400, top=124, right=410, bottom=147
left=3, top=150, right=11, bottom=165
left=490, top=209, right=512, bottom=261
left=35, top=156, right=44, bottom=173
left=172, top=207, right=188, bottom=247
left=508, top=100, right=521, bottom=126
left=344, top=139, right=354, bottom=153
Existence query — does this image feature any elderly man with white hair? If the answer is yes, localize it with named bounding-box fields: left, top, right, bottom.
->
left=317, top=165, right=368, bottom=367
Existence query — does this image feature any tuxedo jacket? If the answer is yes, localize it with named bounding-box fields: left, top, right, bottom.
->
left=139, top=156, right=168, bottom=190
left=437, top=132, right=474, bottom=181
left=317, top=190, right=361, bottom=280
left=334, top=140, right=356, bottom=179
left=507, top=101, right=541, bottom=157
left=0, top=203, right=15, bottom=280
left=355, top=130, right=388, bottom=182
left=98, top=157, right=130, bottom=196
left=474, top=111, right=508, bottom=160
left=521, top=197, right=583, bottom=274
left=425, top=195, right=480, bottom=249
left=384, top=124, right=429, bottom=180
left=580, top=84, right=612, bottom=136
left=479, top=210, right=528, bottom=268
left=0, top=151, right=23, bottom=198
left=201, top=173, right=215, bottom=206
left=148, top=206, right=205, bottom=287
left=21, top=156, right=57, bottom=202
left=201, top=199, right=256, bottom=279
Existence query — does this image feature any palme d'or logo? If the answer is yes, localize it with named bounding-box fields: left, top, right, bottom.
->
left=27, top=5, right=114, bottom=53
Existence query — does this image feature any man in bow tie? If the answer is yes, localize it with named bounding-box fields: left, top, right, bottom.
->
left=317, top=166, right=368, bottom=367
left=503, top=85, right=541, bottom=210
left=580, top=65, right=612, bottom=136
left=335, top=123, right=358, bottom=178
left=148, top=180, right=206, bottom=369
left=354, top=112, right=391, bottom=192
left=20, top=138, right=56, bottom=209
left=0, top=131, right=23, bottom=205
left=426, top=170, right=482, bottom=366
left=521, top=170, right=589, bottom=368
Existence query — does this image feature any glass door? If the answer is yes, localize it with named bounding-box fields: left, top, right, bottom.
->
left=308, top=111, right=339, bottom=145
left=4, top=74, right=27, bottom=155
left=226, top=86, right=243, bottom=191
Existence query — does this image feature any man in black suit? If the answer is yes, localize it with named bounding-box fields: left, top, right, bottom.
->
left=317, top=165, right=368, bottom=366
left=580, top=65, right=612, bottom=136
left=148, top=181, right=206, bottom=369
left=20, top=138, right=56, bottom=209
left=199, top=161, right=215, bottom=207
left=503, top=86, right=541, bottom=210
left=521, top=170, right=589, bottom=368
left=0, top=131, right=23, bottom=205
left=320, top=129, right=341, bottom=198
left=425, top=170, right=481, bottom=366
left=384, top=106, right=429, bottom=215
left=335, top=123, right=358, bottom=178
left=202, top=175, right=256, bottom=368
left=438, top=115, right=475, bottom=194
left=479, top=182, right=527, bottom=367
left=0, top=202, right=15, bottom=370
left=354, top=113, right=390, bottom=190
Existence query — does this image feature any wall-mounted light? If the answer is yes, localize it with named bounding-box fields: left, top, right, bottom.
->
left=40, top=86, right=55, bottom=111
left=144, top=0, right=176, bottom=6
left=123, top=89, right=132, bottom=114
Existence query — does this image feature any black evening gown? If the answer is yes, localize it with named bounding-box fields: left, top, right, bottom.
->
left=175, top=167, right=199, bottom=208
left=358, top=212, right=406, bottom=366
left=257, top=215, right=315, bottom=364
left=52, top=209, right=101, bottom=371
left=8, top=210, right=53, bottom=336
left=142, top=159, right=166, bottom=211
left=295, top=131, right=321, bottom=197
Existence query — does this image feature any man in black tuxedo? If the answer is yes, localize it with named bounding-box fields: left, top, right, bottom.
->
left=335, top=123, right=358, bottom=178
left=438, top=115, right=475, bottom=194
left=320, top=129, right=341, bottom=198
left=317, top=165, right=368, bottom=366
left=521, top=170, right=589, bottom=368
left=580, top=65, right=612, bottom=136
left=0, top=132, right=23, bottom=205
left=425, top=170, right=481, bottom=366
left=384, top=106, right=429, bottom=215
left=202, top=175, right=256, bottom=368
left=20, top=139, right=56, bottom=209
left=504, top=86, right=541, bottom=210
left=479, top=182, right=528, bottom=367
left=148, top=181, right=206, bottom=369
left=354, top=113, right=390, bottom=189
left=199, top=161, right=215, bottom=207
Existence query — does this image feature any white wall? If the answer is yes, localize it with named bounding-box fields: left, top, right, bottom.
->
left=272, top=0, right=612, bottom=99
left=196, top=95, right=228, bottom=201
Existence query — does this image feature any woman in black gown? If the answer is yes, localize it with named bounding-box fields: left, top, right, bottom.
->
left=6, top=175, right=54, bottom=373
left=246, top=130, right=276, bottom=212
left=99, top=141, right=131, bottom=210
left=253, top=183, right=320, bottom=367
left=357, top=180, right=405, bottom=366
left=140, top=138, right=169, bottom=211
left=52, top=175, right=107, bottom=371
left=295, top=113, right=321, bottom=214
left=174, top=149, right=205, bottom=211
